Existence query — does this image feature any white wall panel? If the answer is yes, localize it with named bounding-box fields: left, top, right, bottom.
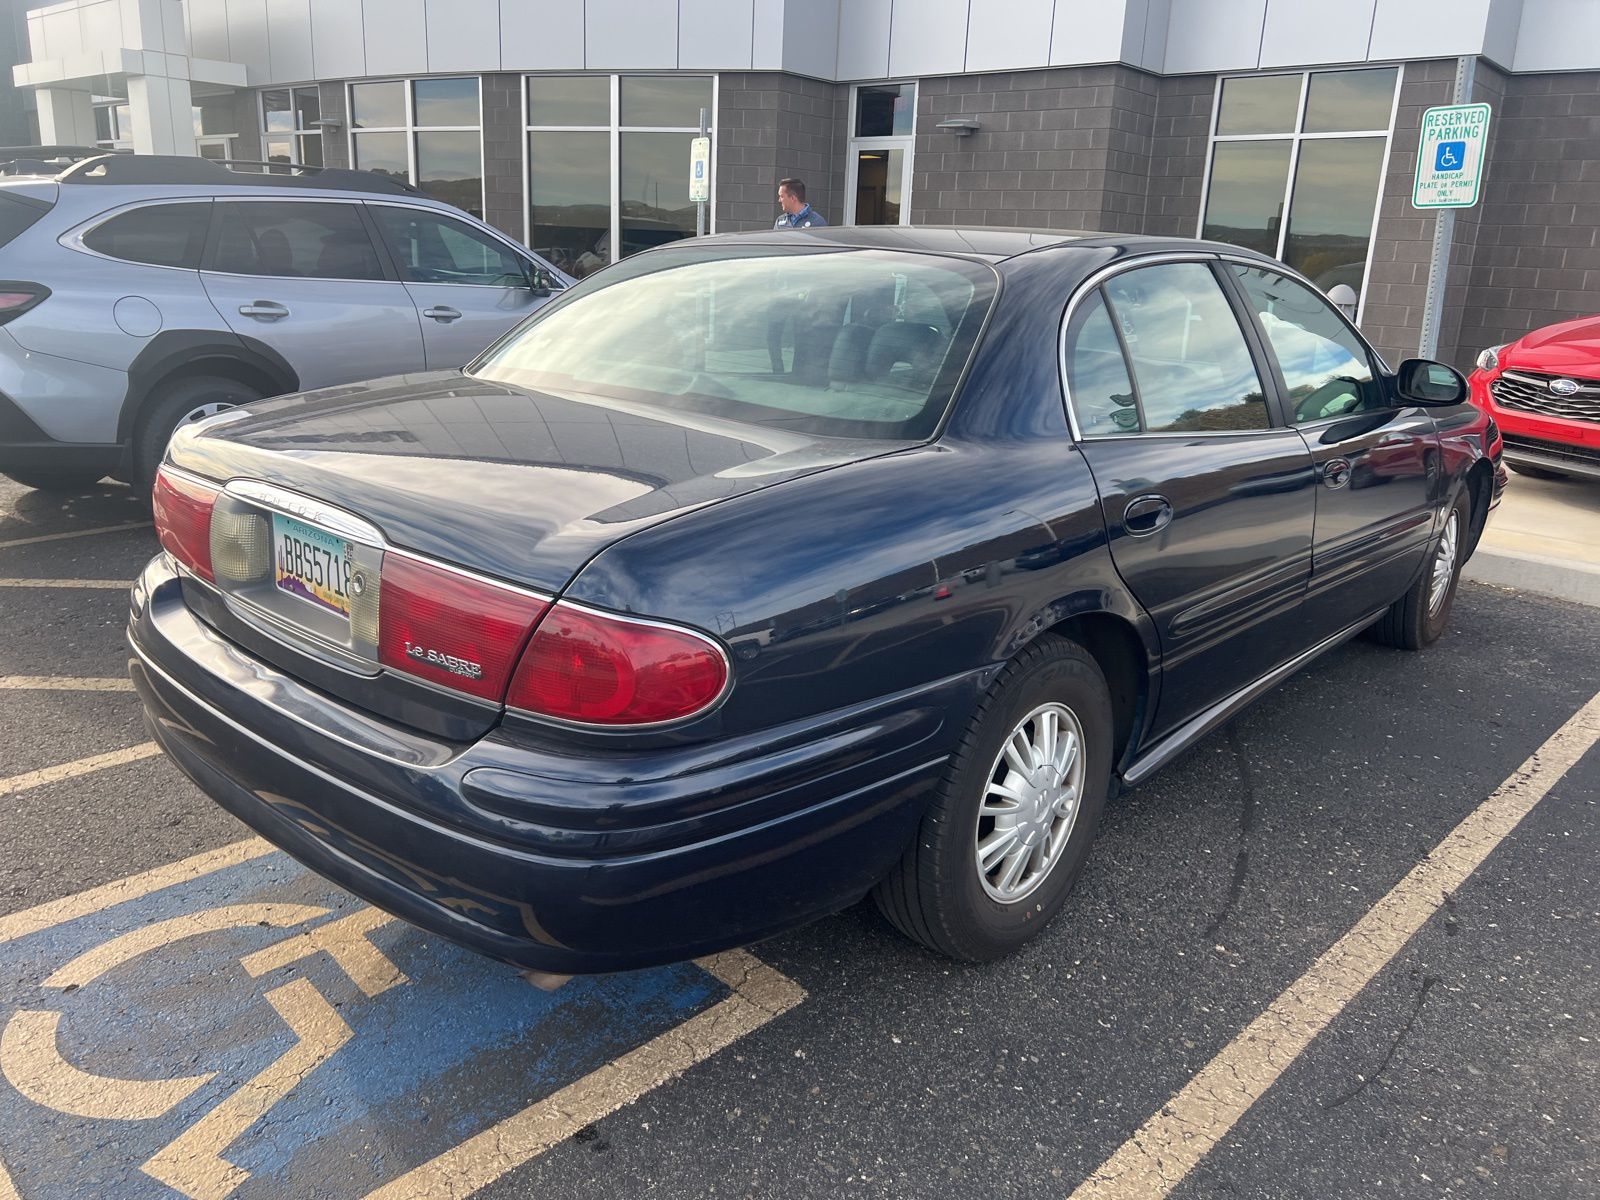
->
left=309, top=0, right=364, bottom=79
left=781, top=0, right=839, bottom=77
left=266, top=0, right=314, bottom=81
left=680, top=0, right=754, bottom=69
left=585, top=0, right=679, bottom=69
left=1514, top=0, right=1600, bottom=70
left=751, top=0, right=784, bottom=69
left=1260, top=0, right=1375, bottom=67
left=1051, top=0, right=1129, bottom=65
left=1161, top=0, right=1266, bottom=73
left=1483, top=0, right=1525, bottom=66
left=226, top=0, right=272, bottom=81
left=500, top=0, right=584, bottom=70
left=835, top=0, right=891, bottom=79
left=362, top=0, right=426, bottom=75
left=965, top=0, right=1052, bottom=72
left=1368, top=0, right=1494, bottom=62
left=888, top=0, right=968, bottom=76
left=426, top=0, right=498, bottom=71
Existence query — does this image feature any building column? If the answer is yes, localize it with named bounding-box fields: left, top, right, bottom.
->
left=126, top=73, right=195, bottom=155
left=34, top=88, right=95, bottom=145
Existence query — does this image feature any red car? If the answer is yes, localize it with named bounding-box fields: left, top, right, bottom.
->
left=1469, top=314, right=1600, bottom=482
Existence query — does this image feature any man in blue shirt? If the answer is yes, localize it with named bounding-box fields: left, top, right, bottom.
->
left=773, top=178, right=828, bottom=229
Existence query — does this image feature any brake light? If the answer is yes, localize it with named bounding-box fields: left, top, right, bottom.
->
left=0, top=282, right=47, bottom=325
left=377, top=554, right=549, bottom=702
left=506, top=603, right=729, bottom=725
left=151, top=466, right=218, bottom=582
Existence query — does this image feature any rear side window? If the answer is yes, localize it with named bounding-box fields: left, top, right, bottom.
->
left=210, top=201, right=386, bottom=281
left=0, top=193, right=48, bottom=250
left=1101, top=262, right=1271, bottom=434
left=82, top=203, right=208, bottom=268
left=1063, top=291, right=1139, bottom=436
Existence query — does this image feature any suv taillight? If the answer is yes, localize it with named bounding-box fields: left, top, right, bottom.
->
left=506, top=603, right=729, bottom=725
left=152, top=466, right=218, bottom=582
left=0, top=282, right=49, bottom=326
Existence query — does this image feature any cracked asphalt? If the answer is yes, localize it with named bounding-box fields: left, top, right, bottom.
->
left=0, top=475, right=1595, bottom=1199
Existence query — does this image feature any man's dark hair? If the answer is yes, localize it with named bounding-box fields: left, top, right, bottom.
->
left=778, top=177, right=807, bottom=202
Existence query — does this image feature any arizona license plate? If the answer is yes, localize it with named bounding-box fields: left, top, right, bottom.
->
left=272, top=513, right=352, bottom=618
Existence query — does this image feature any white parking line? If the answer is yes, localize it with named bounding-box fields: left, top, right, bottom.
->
left=0, top=578, right=129, bottom=589
left=0, top=521, right=150, bottom=551
left=0, top=743, right=163, bottom=801
left=1071, top=688, right=1600, bottom=1200
left=0, top=677, right=134, bottom=691
left=0, top=1153, right=18, bottom=1200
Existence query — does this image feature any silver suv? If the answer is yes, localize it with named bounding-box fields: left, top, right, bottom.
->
left=0, top=154, right=569, bottom=492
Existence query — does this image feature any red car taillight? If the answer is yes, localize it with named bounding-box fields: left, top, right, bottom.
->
left=0, top=282, right=49, bottom=326
left=506, top=603, right=729, bottom=725
left=151, top=466, right=218, bottom=582
left=377, top=553, right=550, bottom=703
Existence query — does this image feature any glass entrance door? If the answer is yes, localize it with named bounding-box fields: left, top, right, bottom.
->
left=846, top=82, right=916, bottom=226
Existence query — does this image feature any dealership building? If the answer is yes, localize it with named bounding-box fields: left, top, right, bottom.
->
left=8, top=0, right=1600, bottom=370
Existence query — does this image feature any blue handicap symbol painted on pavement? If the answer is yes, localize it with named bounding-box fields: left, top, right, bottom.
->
left=1434, top=140, right=1466, bottom=172
left=0, top=850, right=729, bottom=1199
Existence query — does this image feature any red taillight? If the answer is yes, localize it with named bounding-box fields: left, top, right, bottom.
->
left=0, top=282, right=48, bottom=325
left=151, top=466, right=218, bottom=582
left=378, top=554, right=549, bottom=702
left=506, top=603, right=729, bottom=725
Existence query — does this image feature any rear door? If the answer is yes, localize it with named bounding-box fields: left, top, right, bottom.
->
left=366, top=203, right=561, bottom=369
left=1226, top=263, right=1440, bottom=637
left=199, top=199, right=427, bottom=389
left=1064, top=258, right=1317, bottom=738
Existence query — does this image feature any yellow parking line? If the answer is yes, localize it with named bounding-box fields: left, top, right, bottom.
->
left=0, top=676, right=134, bottom=691
left=0, top=743, right=163, bottom=802
left=365, top=948, right=807, bottom=1200
left=1071, top=688, right=1600, bottom=1200
left=0, top=578, right=129, bottom=589
left=0, top=520, right=150, bottom=550
left=0, top=837, right=273, bottom=946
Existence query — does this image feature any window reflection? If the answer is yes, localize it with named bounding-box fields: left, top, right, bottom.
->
left=414, top=78, right=479, bottom=127
left=1201, top=141, right=1292, bottom=255
left=619, top=77, right=711, bottom=127
left=620, top=132, right=696, bottom=257
left=1303, top=68, right=1397, bottom=134
left=1283, top=138, right=1386, bottom=295
left=416, top=131, right=484, bottom=218
left=1215, top=74, right=1301, bottom=135
left=855, top=83, right=916, bottom=137
left=528, top=76, right=610, bottom=126
left=352, top=131, right=407, bottom=182
left=529, top=130, right=610, bottom=278
left=351, top=81, right=406, bottom=128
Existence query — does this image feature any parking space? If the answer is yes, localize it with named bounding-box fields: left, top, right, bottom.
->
left=1, top=476, right=1597, bottom=1199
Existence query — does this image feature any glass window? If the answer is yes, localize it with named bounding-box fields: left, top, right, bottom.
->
left=852, top=149, right=904, bottom=225
left=94, top=106, right=113, bottom=142
left=527, top=76, right=609, bottom=126
left=529, top=130, right=610, bottom=278
left=262, top=89, right=293, bottom=132
left=266, top=139, right=293, bottom=165
left=1201, top=141, right=1292, bottom=255
left=1101, top=263, right=1270, bottom=434
left=196, top=98, right=236, bottom=138
left=619, top=132, right=695, bottom=257
left=351, top=131, right=408, bottom=182
left=297, top=134, right=324, bottom=168
left=619, top=77, right=711, bottom=127
left=1215, top=74, right=1302, bottom=135
left=1064, top=291, right=1140, bottom=437
left=83, top=203, right=208, bottom=268
left=211, top=202, right=385, bottom=281
left=351, top=81, right=406, bottom=128
left=372, top=207, right=527, bottom=286
left=1282, top=138, right=1387, bottom=291
left=855, top=83, right=916, bottom=137
left=294, top=87, right=320, bottom=130
left=473, top=246, right=996, bottom=442
left=1303, top=68, right=1397, bottom=134
left=1231, top=265, right=1382, bottom=423
left=414, top=77, right=479, bottom=126
left=415, top=131, right=484, bottom=217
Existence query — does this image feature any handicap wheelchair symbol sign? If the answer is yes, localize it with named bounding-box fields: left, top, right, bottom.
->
left=1434, top=140, right=1466, bottom=172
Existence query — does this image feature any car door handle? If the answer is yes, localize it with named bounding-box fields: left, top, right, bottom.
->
left=1123, top=494, right=1174, bottom=536
left=423, top=306, right=463, bottom=323
left=237, top=301, right=288, bottom=320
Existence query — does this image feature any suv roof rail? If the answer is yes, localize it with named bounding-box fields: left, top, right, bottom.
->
left=55, top=153, right=422, bottom=197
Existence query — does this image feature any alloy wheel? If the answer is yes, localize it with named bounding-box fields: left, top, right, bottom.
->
left=1428, top=510, right=1459, bottom=618
left=974, top=701, right=1086, bottom=904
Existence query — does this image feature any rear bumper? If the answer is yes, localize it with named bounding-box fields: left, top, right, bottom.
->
left=129, top=557, right=962, bottom=973
left=0, top=388, right=123, bottom=474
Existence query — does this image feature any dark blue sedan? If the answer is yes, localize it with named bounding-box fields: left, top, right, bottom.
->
left=130, top=227, right=1505, bottom=972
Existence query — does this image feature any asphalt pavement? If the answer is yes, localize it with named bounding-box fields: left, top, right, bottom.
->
left=0, top=476, right=1595, bottom=1200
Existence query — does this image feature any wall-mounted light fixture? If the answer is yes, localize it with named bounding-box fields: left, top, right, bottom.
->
left=312, top=118, right=344, bottom=131
left=935, top=117, right=981, bottom=137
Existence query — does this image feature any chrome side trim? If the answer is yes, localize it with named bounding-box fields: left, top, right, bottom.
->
left=225, top=480, right=387, bottom=547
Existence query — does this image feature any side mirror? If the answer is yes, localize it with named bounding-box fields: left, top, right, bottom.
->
left=524, top=265, right=553, bottom=298
left=1396, top=358, right=1467, bottom=406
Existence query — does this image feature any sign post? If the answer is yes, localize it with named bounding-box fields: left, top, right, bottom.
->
left=690, top=109, right=710, bottom=237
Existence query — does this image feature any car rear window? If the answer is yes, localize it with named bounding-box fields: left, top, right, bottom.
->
left=83, top=202, right=209, bottom=268
left=470, top=245, right=997, bottom=441
left=0, top=192, right=49, bottom=250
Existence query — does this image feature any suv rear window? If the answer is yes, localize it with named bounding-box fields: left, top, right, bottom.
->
left=0, top=192, right=49, bottom=250
left=83, top=202, right=208, bottom=268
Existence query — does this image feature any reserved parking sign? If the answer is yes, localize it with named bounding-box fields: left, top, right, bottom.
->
left=1413, top=102, right=1492, bottom=209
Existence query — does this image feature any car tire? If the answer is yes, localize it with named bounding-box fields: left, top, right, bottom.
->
left=132, top=375, right=261, bottom=493
left=0, top=468, right=107, bottom=492
left=873, top=634, right=1113, bottom=962
left=1369, top=489, right=1471, bottom=651
left=1509, top=463, right=1570, bottom=482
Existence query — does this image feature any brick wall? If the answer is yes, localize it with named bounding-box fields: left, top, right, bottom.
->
left=1143, top=74, right=1214, bottom=238
left=715, top=74, right=845, bottom=231
left=481, top=74, right=523, bottom=240
left=1455, top=68, right=1600, bottom=367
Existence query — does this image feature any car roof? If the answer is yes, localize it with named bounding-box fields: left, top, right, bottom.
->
left=691, top=224, right=1272, bottom=264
